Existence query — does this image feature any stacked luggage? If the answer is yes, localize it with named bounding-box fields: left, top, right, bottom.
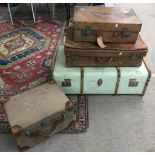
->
left=1, top=6, right=152, bottom=151
left=54, top=6, right=151, bottom=95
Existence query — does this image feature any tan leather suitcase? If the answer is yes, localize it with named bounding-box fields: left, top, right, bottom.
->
left=5, top=83, right=74, bottom=151
left=73, top=6, right=142, bottom=44
left=65, top=27, right=148, bottom=67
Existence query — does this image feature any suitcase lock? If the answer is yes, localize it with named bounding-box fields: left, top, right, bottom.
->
left=97, top=79, right=103, bottom=87
left=129, top=79, right=138, bottom=87
left=72, top=54, right=80, bottom=60
left=62, top=79, right=71, bottom=87
left=81, top=27, right=92, bottom=36
left=130, top=53, right=140, bottom=60
left=121, top=28, right=131, bottom=38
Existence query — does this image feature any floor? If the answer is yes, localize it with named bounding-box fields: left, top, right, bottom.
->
left=0, top=3, right=155, bottom=152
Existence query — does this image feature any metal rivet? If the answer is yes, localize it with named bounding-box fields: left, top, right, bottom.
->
left=119, top=52, right=122, bottom=56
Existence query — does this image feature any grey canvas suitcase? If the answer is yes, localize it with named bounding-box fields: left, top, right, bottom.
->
left=5, top=83, right=74, bottom=151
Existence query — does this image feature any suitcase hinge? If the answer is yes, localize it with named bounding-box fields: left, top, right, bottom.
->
left=81, top=27, right=92, bottom=36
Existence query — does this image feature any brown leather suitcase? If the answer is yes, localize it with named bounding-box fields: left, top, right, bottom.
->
left=65, top=27, right=148, bottom=67
left=73, top=6, right=142, bottom=44
left=5, top=83, right=74, bottom=151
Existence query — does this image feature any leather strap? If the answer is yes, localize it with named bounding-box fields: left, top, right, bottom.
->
left=142, top=60, right=151, bottom=96
left=80, top=67, right=84, bottom=94
left=39, top=117, right=65, bottom=137
left=115, top=67, right=120, bottom=95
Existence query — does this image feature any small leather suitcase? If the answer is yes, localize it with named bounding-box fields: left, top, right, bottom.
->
left=65, top=27, right=148, bottom=67
left=5, top=83, right=74, bottom=151
left=54, top=46, right=151, bottom=95
left=73, top=6, right=142, bottom=43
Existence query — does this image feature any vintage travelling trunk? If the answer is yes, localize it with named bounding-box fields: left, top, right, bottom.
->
left=5, top=83, right=74, bottom=151
left=73, top=6, right=142, bottom=43
left=54, top=46, right=151, bottom=95
left=65, top=27, right=148, bottom=67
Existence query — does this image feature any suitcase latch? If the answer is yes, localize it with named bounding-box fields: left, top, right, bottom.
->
left=121, top=28, right=131, bottom=38
left=72, top=54, right=80, bottom=60
left=130, top=53, right=140, bottom=60
left=129, top=79, right=138, bottom=87
left=81, top=27, right=92, bottom=36
left=62, top=79, right=71, bottom=87
left=97, top=79, right=103, bottom=87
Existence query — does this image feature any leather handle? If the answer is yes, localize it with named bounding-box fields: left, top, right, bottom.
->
left=25, top=114, right=66, bottom=138
left=97, top=36, right=106, bottom=48
left=39, top=116, right=65, bottom=137
left=97, top=57, right=113, bottom=64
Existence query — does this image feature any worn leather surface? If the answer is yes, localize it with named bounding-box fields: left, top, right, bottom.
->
left=74, top=6, right=141, bottom=31
left=66, top=27, right=147, bottom=52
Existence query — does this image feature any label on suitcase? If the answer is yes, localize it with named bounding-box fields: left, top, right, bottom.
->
left=65, top=27, right=148, bottom=67
left=5, top=83, right=74, bottom=151
left=54, top=46, right=151, bottom=95
left=73, top=6, right=142, bottom=43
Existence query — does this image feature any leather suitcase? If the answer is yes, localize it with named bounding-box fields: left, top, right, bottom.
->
left=74, top=6, right=142, bottom=43
left=5, top=83, right=74, bottom=151
left=65, top=27, right=148, bottom=67
left=54, top=46, right=151, bottom=95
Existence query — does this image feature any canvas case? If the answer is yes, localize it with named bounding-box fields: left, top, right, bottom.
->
left=4, top=83, right=74, bottom=151
left=73, top=6, right=142, bottom=43
left=65, top=27, right=148, bottom=67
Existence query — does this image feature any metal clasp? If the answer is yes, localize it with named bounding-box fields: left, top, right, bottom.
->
left=121, top=28, right=131, bottom=38
left=81, top=27, right=92, bottom=36
left=62, top=79, right=71, bottom=87
left=130, top=53, right=140, bottom=60
left=72, top=54, right=80, bottom=60
left=129, top=79, right=138, bottom=87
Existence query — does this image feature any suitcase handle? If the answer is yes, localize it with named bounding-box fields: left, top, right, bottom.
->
left=39, top=113, right=66, bottom=137
left=97, top=57, right=113, bottom=64
left=97, top=36, right=106, bottom=48
left=24, top=113, right=66, bottom=138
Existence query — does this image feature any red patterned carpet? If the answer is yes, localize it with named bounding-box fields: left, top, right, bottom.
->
left=0, top=20, right=63, bottom=97
left=0, top=20, right=63, bottom=132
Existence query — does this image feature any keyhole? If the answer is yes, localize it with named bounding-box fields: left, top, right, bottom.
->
left=97, top=79, right=103, bottom=87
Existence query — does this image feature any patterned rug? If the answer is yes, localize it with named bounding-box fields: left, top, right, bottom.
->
left=0, top=95, right=89, bottom=133
left=0, top=20, right=63, bottom=96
